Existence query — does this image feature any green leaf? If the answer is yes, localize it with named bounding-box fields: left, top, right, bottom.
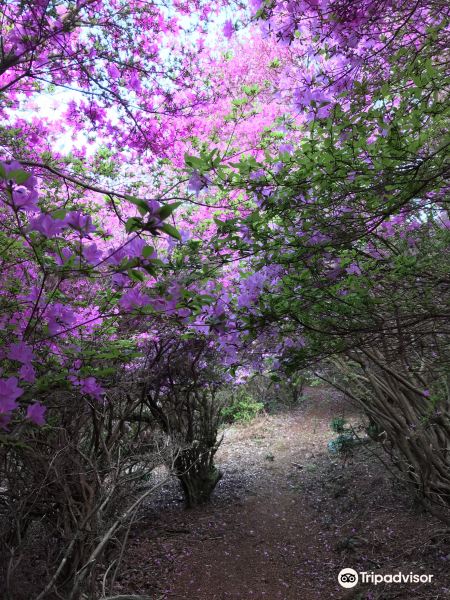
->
left=160, top=223, right=182, bottom=240
left=142, top=245, right=155, bottom=258
left=184, top=154, right=205, bottom=169
left=52, top=208, right=67, bottom=220
left=128, top=269, right=145, bottom=282
left=125, top=217, right=142, bottom=233
left=125, top=195, right=149, bottom=214
left=143, top=264, right=157, bottom=276
left=159, top=202, right=182, bottom=220
left=8, top=169, right=31, bottom=185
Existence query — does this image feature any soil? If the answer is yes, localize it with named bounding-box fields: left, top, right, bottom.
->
left=110, top=387, right=450, bottom=600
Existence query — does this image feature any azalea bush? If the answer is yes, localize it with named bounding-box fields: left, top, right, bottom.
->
left=139, top=328, right=226, bottom=507
left=190, top=0, right=450, bottom=516
left=252, top=2, right=449, bottom=517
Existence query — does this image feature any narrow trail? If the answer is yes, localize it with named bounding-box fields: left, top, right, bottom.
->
left=163, top=391, right=344, bottom=600
left=165, top=480, right=338, bottom=600
left=114, top=389, right=449, bottom=600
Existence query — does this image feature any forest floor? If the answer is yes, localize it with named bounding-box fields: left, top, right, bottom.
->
left=112, top=387, right=450, bottom=600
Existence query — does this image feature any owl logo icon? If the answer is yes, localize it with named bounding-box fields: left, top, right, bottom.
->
left=338, top=568, right=359, bottom=588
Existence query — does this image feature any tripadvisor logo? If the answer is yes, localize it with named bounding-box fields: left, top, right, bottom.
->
left=338, top=568, right=359, bottom=588
left=338, top=568, right=434, bottom=588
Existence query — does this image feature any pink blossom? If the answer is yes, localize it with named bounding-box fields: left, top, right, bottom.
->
left=129, top=72, right=142, bottom=92
left=107, top=63, right=121, bottom=79
left=223, top=20, right=234, bottom=39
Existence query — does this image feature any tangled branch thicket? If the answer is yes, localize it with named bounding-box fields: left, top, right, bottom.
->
left=328, top=337, right=450, bottom=525
left=0, top=383, right=173, bottom=600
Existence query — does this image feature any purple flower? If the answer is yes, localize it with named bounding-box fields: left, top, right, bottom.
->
left=80, top=377, right=104, bottom=401
left=106, top=247, right=127, bottom=266
left=308, top=232, right=331, bottom=245
left=22, top=174, right=38, bottom=191
left=142, top=201, right=164, bottom=230
left=223, top=19, right=234, bottom=39
left=0, top=413, right=12, bottom=430
left=325, top=266, right=342, bottom=280
left=55, top=247, right=76, bottom=266
left=45, top=302, right=75, bottom=335
left=293, top=86, right=333, bottom=120
left=346, top=263, right=362, bottom=276
left=82, top=242, right=103, bottom=264
left=147, top=200, right=161, bottom=214
left=8, top=342, right=34, bottom=364
left=0, top=377, right=23, bottom=414
left=179, top=229, right=190, bottom=243
left=0, top=159, right=22, bottom=175
left=112, top=273, right=129, bottom=287
left=26, top=402, right=46, bottom=426
left=19, top=364, right=36, bottom=383
left=188, top=171, right=210, bottom=195
left=250, top=0, right=263, bottom=15
left=65, top=211, right=96, bottom=234
left=249, top=169, right=266, bottom=181
left=29, top=214, right=66, bottom=237
left=119, top=288, right=150, bottom=310
left=279, top=143, right=293, bottom=154
left=18, top=285, right=46, bottom=306
left=127, top=236, right=146, bottom=258
left=11, top=186, right=39, bottom=211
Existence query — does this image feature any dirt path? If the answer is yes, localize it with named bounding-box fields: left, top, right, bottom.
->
left=113, top=388, right=450, bottom=600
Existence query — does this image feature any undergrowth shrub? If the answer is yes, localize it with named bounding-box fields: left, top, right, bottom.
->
left=220, top=390, right=264, bottom=423
left=330, top=416, right=346, bottom=433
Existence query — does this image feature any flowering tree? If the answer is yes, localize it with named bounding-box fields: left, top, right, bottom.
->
left=0, top=2, right=250, bottom=598
left=194, top=0, right=450, bottom=517
left=0, top=0, right=250, bottom=430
